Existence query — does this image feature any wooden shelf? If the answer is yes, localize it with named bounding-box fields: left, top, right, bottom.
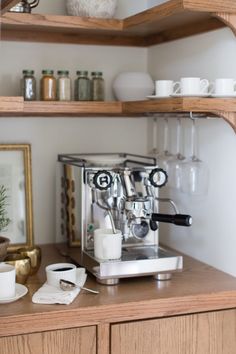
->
left=1, top=0, right=236, bottom=46
left=0, top=97, right=236, bottom=132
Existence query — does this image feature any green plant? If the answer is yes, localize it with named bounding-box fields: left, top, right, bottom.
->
left=0, top=185, right=11, bottom=232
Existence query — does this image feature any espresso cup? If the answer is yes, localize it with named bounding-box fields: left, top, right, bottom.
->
left=174, top=77, right=209, bottom=95
left=0, top=263, right=16, bottom=299
left=211, top=78, right=236, bottom=95
left=155, top=80, right=175, bottom=97
left=94, top=228, right=122, bottom=261
left=46, top=263, right=77, bottom=288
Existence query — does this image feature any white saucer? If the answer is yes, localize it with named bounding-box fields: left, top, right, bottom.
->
left=171, top=93, right=210, bottom=98
left=210, top=93, right=236, bottom=98
left=146, top=95, right=171, bottom=99
left=0, top=283, right=28, bottom=304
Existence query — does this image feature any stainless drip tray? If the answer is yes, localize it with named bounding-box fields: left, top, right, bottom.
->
left=84, top=246, right=183, bottom=280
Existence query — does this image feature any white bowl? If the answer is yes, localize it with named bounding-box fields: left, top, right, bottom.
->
left=66, top=0, right=117, bottom=18
left=112, top=72, right=154, bottom=101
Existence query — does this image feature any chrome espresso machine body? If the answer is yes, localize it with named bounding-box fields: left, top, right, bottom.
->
left=57, top=153, right=192, bottom=284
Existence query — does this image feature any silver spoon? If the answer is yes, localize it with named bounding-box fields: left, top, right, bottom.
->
left=59, top=279, right=99, bottom=294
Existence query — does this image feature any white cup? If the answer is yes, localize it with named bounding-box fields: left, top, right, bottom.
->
left=94, top=228, right=122, bottom=261
left=155, top=80, right=175, bottom=97
left=211, top=78, right=236, bottom=95
left=0, top=263, right=16, bottom=299
left=174, top=77, right=209, bottom=95
left=46, top=263, right=77, bottom=288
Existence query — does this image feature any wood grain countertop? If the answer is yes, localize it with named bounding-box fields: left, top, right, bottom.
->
left=0, top=244, right=236, bottom=338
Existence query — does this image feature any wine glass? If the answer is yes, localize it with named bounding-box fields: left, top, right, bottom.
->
left=167, top=117, right=186, bottom=189
left=156, top=117, right=174, bottom=172
left=180, top=117, right=209, bottom=196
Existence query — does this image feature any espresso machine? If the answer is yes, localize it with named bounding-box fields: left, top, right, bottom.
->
left=57, top=153, right=192, bottom=284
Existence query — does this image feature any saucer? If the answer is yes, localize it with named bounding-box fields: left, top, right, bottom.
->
left=0, top=283, right=28, bottom=304
left=146, top=95, right=171, bottom=99
left=210, top=93, right=236, bottom=98
left=171, top=93, right=210, bottom=98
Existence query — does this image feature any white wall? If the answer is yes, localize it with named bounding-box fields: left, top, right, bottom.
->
left=148, top=27, right=236, bottom=276
left=0, top=0, right=148, bottom=245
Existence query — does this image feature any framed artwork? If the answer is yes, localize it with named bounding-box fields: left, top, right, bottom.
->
left=0, top=144, right=33, bottom=248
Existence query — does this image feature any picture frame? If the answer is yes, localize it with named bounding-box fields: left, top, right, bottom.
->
left=0, top=144, right=33, bottom=249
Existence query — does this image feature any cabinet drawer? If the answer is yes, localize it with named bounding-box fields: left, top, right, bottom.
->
left=111, top=309, right=236, bottom=354
left=0, top=325, right=96, bottom=354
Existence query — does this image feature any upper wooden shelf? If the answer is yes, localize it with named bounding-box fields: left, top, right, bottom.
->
left=1, top=96, right=236, bottom=133
left=1, top=0, right=236, bottom=46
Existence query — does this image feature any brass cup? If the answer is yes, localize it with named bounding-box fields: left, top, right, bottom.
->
left=17, top=246, right=41, bottom=275
left=5, top=254, right=31, bottom=285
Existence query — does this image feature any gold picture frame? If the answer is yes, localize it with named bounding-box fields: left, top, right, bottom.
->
left=0, top=144, right=33, bottom=249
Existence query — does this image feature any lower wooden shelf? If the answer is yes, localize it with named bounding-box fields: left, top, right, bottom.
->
left=0, top=96, right=235, bottom=133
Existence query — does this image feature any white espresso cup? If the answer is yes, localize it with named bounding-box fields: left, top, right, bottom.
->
left=46, top=263, right=77, bottom=288
left=174, top=77, right=209, bottom=95
left=155, top=80, right=175, bottom=97
left=94, top=228, right=122, bottom=261
left=211, top=78, right=236, bottom=95
left=0, top=263, right=16, bottom=299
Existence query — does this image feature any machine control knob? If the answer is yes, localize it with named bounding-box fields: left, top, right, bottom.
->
left=149, top=168, right=168, bottom=188
left=93, top=170, right=113, bottom=190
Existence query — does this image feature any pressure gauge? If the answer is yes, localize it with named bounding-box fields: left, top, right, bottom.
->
left=93, top=170, right=112, bottom=190
left=149, top=168, right=168, bottom=188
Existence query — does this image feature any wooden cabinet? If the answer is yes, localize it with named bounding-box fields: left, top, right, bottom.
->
left=111, top=309, right=236, bottom=354
left=0, top=326, right=96, bottom=354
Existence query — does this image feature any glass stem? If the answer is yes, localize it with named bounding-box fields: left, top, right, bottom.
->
left=163, top=117, right=169, bottom=153
left=191, top=118, right=197, bottom=159
left=176, top=118, right=181, bottom=155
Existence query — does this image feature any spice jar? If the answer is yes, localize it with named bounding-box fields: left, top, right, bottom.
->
left=91, top=71, right=105, bottom=101
left=40, top=70, right=56, bottom=101
left=21, top=70, right=36, bottom=101
left=75, top=71, right=91, bottom=101
left=57, top=70, right=72, bottom=101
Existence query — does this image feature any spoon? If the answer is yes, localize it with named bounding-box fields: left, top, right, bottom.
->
left=59, top=279, right=99, bottom=294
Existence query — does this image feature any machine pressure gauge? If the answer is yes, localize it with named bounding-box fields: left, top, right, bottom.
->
left=149, top=168, right=168, bottom=188
left=93, top=170, right=113, bottom=190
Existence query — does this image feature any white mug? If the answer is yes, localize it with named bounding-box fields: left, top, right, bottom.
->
left=0, top=263, right=16, bottom=299
left=155, top=80, right=175, bottom=97
left=46, top=263, right=77, bottom=288
left=94, top=228, right=122, bottom=261
left=174, top=77, right=209, bottom=95
left=211, top=78, right=236, bottom=95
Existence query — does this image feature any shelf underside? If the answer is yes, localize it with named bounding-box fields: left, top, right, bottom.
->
left=1, top=96, right=236, bottom=132
left=1, top=0, right=236, bottom=46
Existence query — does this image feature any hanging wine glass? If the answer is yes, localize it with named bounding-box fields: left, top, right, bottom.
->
left=167, top=117, right=186, bottom=189
left=149, top=116, right=159, bottom=156
left=180, top=115, right=209, bottom=196
left=156, top=116, right=174, bottom=172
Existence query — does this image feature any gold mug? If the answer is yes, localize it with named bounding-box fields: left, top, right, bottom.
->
left=17, top=246, right=41, bottom=275
left=5, top=254, right=31, bottom=284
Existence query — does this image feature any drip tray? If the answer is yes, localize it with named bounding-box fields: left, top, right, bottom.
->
left=84, top=246, right=183, bottom=280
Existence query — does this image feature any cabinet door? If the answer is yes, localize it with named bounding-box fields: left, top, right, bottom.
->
left=111, top=309, right=236, bottom=354
left=0, top=326, right=96, bottom=354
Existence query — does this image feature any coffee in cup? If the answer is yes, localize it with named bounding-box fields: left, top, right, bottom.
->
left=46, top=263, right=77, bottom=288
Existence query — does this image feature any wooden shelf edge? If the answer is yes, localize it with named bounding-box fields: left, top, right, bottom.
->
left=1, top=0, right=236, bottom=46
left=0, top=97, right=235, bottom=133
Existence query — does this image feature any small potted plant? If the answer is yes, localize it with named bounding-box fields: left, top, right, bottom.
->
left=0, top=185, right=11, bottom=261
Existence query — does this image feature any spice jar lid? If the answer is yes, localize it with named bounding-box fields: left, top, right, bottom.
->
left=57, top=70, right=69, bottom=75
left=91, top=71, right=103, bottom=76
left=42, top=70, right=54, bottom=75
left=22, top=70, right=34, bottom=75
left=76, top=70, right=88, bottom=76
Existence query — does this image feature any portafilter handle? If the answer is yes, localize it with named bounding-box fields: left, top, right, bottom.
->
left=151, top=213, right=192, bottom=227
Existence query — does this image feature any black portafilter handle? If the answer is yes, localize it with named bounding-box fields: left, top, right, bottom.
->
left=151, top=213, right=192, bottom=227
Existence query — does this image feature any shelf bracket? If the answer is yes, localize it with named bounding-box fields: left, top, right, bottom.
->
left=213, top=12, right=236, bottom=37
left=212, top=111, right=236, bottom=133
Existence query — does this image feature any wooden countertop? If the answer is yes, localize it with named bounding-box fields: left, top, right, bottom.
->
left=0, top=244, right=236, bottom=338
